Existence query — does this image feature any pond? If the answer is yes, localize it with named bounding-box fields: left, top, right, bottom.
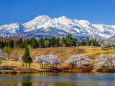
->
left=0, top=73, right=115, bottom=86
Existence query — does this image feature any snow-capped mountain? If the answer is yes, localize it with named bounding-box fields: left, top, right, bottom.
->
left=0, top=23, right=25, bottom=37
left=0, top=15, right=115, bottom=40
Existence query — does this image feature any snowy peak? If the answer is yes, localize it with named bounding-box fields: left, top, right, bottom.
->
left=0, top=23, right=21, bottom=33
left=54, top=16, right=73, bottom=25
left=0, top=23, right=25, bottom=37
left=79, top=20, right=90, bottom=25
left=32, top=15, right=51, bottom=22
left=0, top=15, right=115, bottom=39
left=23, top=15, right=52, bottom=31
left=57, top=16, right=71, bottom=21
left=0, top=23, right=19, bottom=29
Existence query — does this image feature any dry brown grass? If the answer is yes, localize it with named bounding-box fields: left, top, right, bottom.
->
left=1, top=46, right=115, bottom=70
left=9, top=46, right=115, bottom=59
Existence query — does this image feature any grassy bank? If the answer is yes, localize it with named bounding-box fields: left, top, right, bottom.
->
left=1, top=46, right=115, bottom=72
left=8, top=46, right=115, bottom=59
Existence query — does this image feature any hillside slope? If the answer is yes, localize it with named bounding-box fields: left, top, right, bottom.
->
left=1, top=46, right=115, bottom=71
left=9, top=46, right=115, bottom=61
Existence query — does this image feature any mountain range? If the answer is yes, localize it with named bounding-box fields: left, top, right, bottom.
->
left=0, top=15, right=115, bottom=40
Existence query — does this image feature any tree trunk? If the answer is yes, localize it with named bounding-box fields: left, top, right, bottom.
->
left=42, top=64, right=43, bottom=68
left=26, top=63, right=27, bottom=69
left=23, top=63, right=24, bottom=67
left=40, top=64, right=41, bottom=68
left=29, top=63, right=30, bottom=69
left=0, top=60, right=1, bottom=65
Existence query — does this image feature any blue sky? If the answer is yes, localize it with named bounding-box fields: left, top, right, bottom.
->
left=0, top=0, right=115, bottom=25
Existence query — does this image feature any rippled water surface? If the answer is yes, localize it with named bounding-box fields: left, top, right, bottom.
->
left=0, top=73, right=115, bottom=86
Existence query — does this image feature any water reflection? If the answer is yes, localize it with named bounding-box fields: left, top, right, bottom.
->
left=0, top=73, right=115, bottom=86
left=22, top=81, right=32, bottom=86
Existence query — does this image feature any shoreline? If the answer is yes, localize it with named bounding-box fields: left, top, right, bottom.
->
left=1, top=69, right=115, bottom=74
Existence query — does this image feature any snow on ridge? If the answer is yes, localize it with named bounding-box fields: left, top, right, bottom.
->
left=0, top=15, right=115, bottom=39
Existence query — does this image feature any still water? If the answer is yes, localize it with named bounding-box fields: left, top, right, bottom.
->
left=0, top=73, right=115, bottom=86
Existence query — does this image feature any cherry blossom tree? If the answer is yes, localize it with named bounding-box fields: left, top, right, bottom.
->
left=0, top=49, right=8, bottom=64
left=94, top=54, right=115, bottom=69
left=34, top=54, right=61, bottom=68
left=65, top=55, right=92, bottom=67
left=48, top=54, right=61, bottom=67
left=98, top=39, right=115, bottom=48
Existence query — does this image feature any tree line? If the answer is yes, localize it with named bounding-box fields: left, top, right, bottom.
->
left=0, top=35, right=99, bottom=49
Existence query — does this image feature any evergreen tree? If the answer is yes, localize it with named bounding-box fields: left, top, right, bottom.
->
left=55, top=38, right=60, bottom=47
left=0, top=35, right=101, bottom=49
left=50, top=36, right=57, bottom=47
left=80, top=40, right=86, bottom=45
left=22, top=47, right=32, bottom=68
left=66, top=34, right=72, bottom=47
left=91, top=39, right=96, bottom=46
left=94, top=39, right=99, bottom=46
left=90, top=39, right=99, bottom=46
left=8, top=40, right=14, bottom=48
left=0, top=41, right=2, bottom=48
left=24, top=39, right=30, bottom=45
left=0, top=41, right=4, bottom=49
left=38, top=38, right=45, bottom=48
left=86, top=37, right=90, bottom=46
left=30, top=38, right=38, bottom=48
left=5, top=42, right=8, bottom=47
left=20, top=43, right=27, bottom=48
left=62, top=37, right=66, bottom=44
left=16, top=38, right=23, bottom=47
left=71, top=38, right=77, bottom=46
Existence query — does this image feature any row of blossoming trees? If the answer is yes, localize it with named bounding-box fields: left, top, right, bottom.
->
left=65, top=54, right=115, bottom=69
left=1, top=47, right=115, bottom=70
left=20, top=53, right=115, bottom=70
left=18, top=52, right=115, bottom=70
